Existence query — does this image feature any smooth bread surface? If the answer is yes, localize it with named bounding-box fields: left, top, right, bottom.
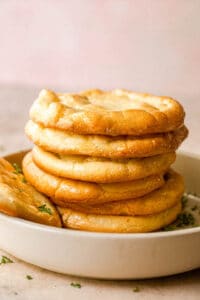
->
left=0, top=157, right=61, bottom=227
left=30, top=89, right=185, bottom=136
left=32, top=146, right=176, bottom=183
left=23, top=152, right=165, bottom=204
left=61, top=170, right=184, bottom=216
left=59, top=202, right=182, bottom=233
left=26, top=120, right=188, bottom=158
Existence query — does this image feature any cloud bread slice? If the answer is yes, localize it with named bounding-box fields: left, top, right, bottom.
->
left=30, top=89, right=185, bottom=136
left=23, top=152, right=165, bottom=205
left=32, top=146, right=176, bottom=183
left=62, top=169, right=184, bottom=216
left=0, top=157, right=61, bottom=227
left=58, top=202, right=182, bottom=233
left=26, top=120, right=188, bottom=158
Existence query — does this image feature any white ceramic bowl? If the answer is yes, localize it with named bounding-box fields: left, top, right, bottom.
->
left=0, top=151, right=199, bottom=279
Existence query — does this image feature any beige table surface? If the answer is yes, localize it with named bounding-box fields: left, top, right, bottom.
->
left=0, top=85, right=199, bottom=300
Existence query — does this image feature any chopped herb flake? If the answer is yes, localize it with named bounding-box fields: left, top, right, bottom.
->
left=178, top=212, right=195, bottom=226
left=38, top=204, right=52, bottom=215
left=163, top=212, right=196, bottom=231
left=70, top=282, right=81, bottom=288
left=21, top=176, right=27, bottom=183
left=133, top=286, right=140, bottom=292
left=181, top=195, right=188, bottom=208
left=163, top=224, right=175, bottom=231
left=26, top=275, right=33, bottom=280
left=13, top=163, right=22, bottom=174
left=191, top=205, right=198, bottom=211
left=0, top=255, right=13, bottom=265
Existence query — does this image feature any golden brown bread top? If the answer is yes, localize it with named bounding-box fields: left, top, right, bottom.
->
left=30, top=89, right=185, bottom=136
left=0, top=157, right=61, bottom=227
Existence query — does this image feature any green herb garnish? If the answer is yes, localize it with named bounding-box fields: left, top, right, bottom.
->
left=191, top=205, right=198, bottom=211
left=13, top=163, right=22, bottom=174
left=26, top=275, right=33, bottom=280
left=0, top=255, right=13, bottom=265
left=21, top=176, right=27, bottom=183
left=163, top=212, right=196, bottom=231
left=163, top=224, right=176, bottom=231
left=38, top=204, right=52, bottom=215
left=178, top=212, right=195, bottom=226
left=181, top=195, right=188, bottom=208
left=133, top=286, right=140, bottom=292
left=12, top=163, right=27, bottom=183
left=70, top=282, right=81, bottom=288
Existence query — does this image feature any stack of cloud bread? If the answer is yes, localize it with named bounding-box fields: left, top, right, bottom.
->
left=23, top=89, right=188, bottom=233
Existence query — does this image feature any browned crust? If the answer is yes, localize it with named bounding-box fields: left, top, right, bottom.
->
left=30, top=89, right=185, bottom=136
left=26, top=121, right=188, bottom=158
left=0, top=157, right=61, bottom=227
left=22, top=152, right=165, bottom=204
left=61, top=170, right=184, bottom=216
left=32, top=146, right=176, bottom=183
left=58, top=202, right=182, bottom=233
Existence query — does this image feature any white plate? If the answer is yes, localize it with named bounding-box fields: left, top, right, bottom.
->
left=0, top=151, right=199, bottom=279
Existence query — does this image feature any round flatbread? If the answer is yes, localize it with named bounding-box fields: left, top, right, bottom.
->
left=32, top=146, right=175, bottom=183
left=0, top=157, right=61, bottom=227
left=22, top=152, right=165, bottom=204
left=62, top=170, right=184, bottom=216
left=26, top=121, right=188, bottom=158
left=58, top=202, right=182, bottom=233
left=30, top=89, right=185, bottom=136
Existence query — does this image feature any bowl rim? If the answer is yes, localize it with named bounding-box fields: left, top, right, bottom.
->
left=1, top=149, right=199, bottom=240
left=0, top=211, right=200, bottom=240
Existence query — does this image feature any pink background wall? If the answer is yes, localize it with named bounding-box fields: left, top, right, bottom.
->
left=0, top=0, right=199, bottom=98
